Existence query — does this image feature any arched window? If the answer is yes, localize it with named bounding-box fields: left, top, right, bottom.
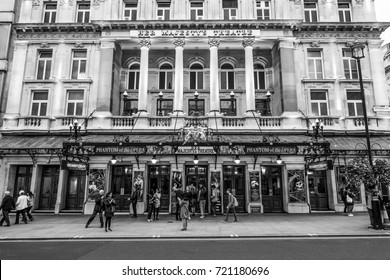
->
left=254, top=64, right=266, bottom=90
left=159, top=63, right=173, bottom=89
left=189, top=63, right=204, bottom=90
left=220, top=63, right=234, bottom=90
left=128, top=63, right=140, bottom=90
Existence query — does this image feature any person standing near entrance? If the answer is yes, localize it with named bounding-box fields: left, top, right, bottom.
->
left=190, top=184, right=198, bottom=217
left=153, top=187, right=161, bottom=221
left=129, top=178, right=142, bottom=218
left=147, top=189, right=155, bottom=222
left=0, top=191, right=15, bottom=227
left=179, top=185, right=192, bottom=231
left=103, top=192, right=115, bottom=232
left=346, top=187, right=355, bottom=217
left=198, top=184, right=207, bottom=219
left=210, top=185, right=220, bottom=216
left=15, top=190, right=29, bottom=224
left=222, top=188, right=238, bottom=223
left=26, top=191, right=35, bottom=221
left=173, top=183, right=183, bottom=221
left=85, top=189, right=104, bottom=228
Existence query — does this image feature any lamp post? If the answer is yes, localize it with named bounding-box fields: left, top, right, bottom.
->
left=194, top=90, right=199, bottom=116
left=122, top=91, right=129, bottom=115
left=158, top=91, right=164, bottom=116
left=230, top=91, right=235, bottom=116
left=350, top=43, right=373, bottom=166
left=69, top=119, right=81, bottom=141
left=312, top=118, right=324, bottom=142
left=266, top=90, right=272, bottom=116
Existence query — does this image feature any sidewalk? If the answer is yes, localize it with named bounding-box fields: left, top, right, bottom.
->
left=1, top=212, right=389, bottom=240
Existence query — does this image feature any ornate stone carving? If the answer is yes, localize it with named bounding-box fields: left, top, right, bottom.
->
left=321, top=0, right=335, bottom=4
left=60, top=0, right=74, bottom=6
left=40, top=42, right=50, bottom=48
left=292, top=0, right=302, bottom=4
left=354, top=0, right=364, bottom=5
left=242, top=38, right=254, bottom=48
left=208, top=37, right=220, bottom=48
left=17, top=32, right=99, bottom=40
left=310, top=41, right=320, bottom=48
left=32, top=0, right=40, bottom=6
left=174, top=38, right=185, bottom=48
left=93, top=0, right=102, bottom=6
left=139, top=39, right=151, bottom=49
left=295, top=31, right=382, bottom=39
left=74, top=42, right=85, bottom=48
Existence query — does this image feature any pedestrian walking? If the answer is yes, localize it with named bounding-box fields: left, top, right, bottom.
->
left=366, top=191, right=374, bottom=228
left=103, top=192, right=115, bottom=232
left=346, top=188, right=355, bottom=217
left=173, top=183, right=183, bottom=220
left=190, top=184, right=197, bottom=217
left=153, top=187, right=161, bottom=220
left=222, top=188, right=238, bottom=223
left=15, top=190, right=29, bottom=224
left=26, top=191, right=35, bottom=221
left=85, top=189, right=104, bottom=228
left=339, top=177, right=348, bottom=214
left=198, top=184, right=207, bottom=219
left=147, top=189, right=155, bottom=222
left=179, top=185, right=192, bottom=231
left=210, top=185, right=219, bottom=216
left=0, top=191, right=15, bottom=227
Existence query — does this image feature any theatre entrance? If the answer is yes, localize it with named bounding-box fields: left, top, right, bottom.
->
left=149, top=165, right=170, bottom=212
left=65, top=170, right=86, bottom=211
left=185, top=165, right=208, bottom=213
left=309, top=170, right=329, bottom=210
left=261, top=166, right=283, bottom=213
left=223, top=165, right=246, bottom=213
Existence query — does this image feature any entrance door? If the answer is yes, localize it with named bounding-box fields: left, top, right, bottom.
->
left=149, top=165, right=170, bottom=211
left=111, top=166, right=132, bottom=211
left=261, top=166, right=283, bottom=213
left=309, top=170, right=329, bottom=210
left=223, top=166, right=246, bottom=213
left=39, top=166, right=59, bottom=210
left=65, top=170, right=86, bottom=210
left=185, top=165, right=208, bottom=213
left=13, top=165, right=33, bottom=198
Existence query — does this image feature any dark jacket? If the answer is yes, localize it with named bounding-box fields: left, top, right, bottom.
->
left=0, top=195, right=16, bottom=211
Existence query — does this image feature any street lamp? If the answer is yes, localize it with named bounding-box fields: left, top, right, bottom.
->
left=350, top=42, right=373, bottom=166
left=230, top=91, right=235, bottom=116
left=158, top=91, right=164, bottom=116
left=265, top=90, right=272, bottom=116
left=194, top=91, right=199, bottom=116
left=312, top=118, right=324, bottom=142
left=69, top=119, right=81, bottom=141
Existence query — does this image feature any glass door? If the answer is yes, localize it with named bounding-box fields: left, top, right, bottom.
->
left=223, top=166, right=246, bottom=213
left=39, top=166, right=59, bottom=210
left=185, top=165, right=208, bottom=213
left=149, top=165, right=170, bottom=211
left=65, top=170, right=86, bottom=210
left=309, top=170, right=329, bottom=210
left=261, top=166, right=283, bottom=213
left=111, top=166, right=132, bottom=211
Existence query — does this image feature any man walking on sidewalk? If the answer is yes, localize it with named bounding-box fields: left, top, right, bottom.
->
left=222, top=188, right=238, bottom=223
left=85, top=189, right=105, bottom=228
left=15, top=190, right=29, bottom=224
left=0, top=191, right=15, bottom=227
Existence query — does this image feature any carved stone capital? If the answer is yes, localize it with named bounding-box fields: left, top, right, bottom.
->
left=139, top=39, right=151, bottom=49
left=242, top=38, right=255, bottom=48
left=74, top=42, right=85, bottom=48
left=174, top=38, right=185, bottom=48
left=40, top=42, right=50, bottom=49
left=310, top=41, right=320, bottom=48
left=208, top=37, right=220, bottom=48
left=32, top=0, right=40, bottom=6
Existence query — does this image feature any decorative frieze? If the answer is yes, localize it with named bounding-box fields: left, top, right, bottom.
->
left=17, top=33, right=100, bottom=40
left=295, top=31, right=382, bottom=39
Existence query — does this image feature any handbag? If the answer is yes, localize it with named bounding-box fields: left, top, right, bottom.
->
left=346, top=194, right=353, bottom=203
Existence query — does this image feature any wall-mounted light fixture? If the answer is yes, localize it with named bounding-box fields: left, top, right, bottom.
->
left=234, top=155, right=241, bottom=164
left=151, top=155, right=158, bottom=164
left=261, top=166, right=267, bottom=174
left=276, top=155, right=283, bottom=165
left=193, top=155, right=199, bottom=165
left=110, top=156, right=117, bottom=165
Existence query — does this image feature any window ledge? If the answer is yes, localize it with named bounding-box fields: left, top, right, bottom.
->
left=60, top=78, right=93, bottom=83
left=301, top=78, right=336, bottom=83
left=338, top=78, right=373, bottom=83
left=24, top=79, right=56, bottom=84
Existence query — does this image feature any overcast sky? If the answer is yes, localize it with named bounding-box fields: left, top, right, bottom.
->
left=375, top=0, right=390, bottom=43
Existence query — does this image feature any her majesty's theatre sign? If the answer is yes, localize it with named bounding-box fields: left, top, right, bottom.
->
left=134, top=29, right=260, bottom=37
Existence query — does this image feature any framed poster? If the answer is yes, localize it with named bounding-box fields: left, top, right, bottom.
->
left=133, top=171, right=144, bottom=201
left=88, top=169, right=106, bottom=201
left=288, top=170, right=306, bottom=203
left=171, top=171, right=183, bottom=213
left=249, top=171, right=260, bottom=202
left=211, top=171, right=222, bottom=214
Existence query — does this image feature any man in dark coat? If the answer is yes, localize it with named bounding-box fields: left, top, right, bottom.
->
left=85, top=189, right=104, bottom=228
left=0, top=191, right=15, bottom=227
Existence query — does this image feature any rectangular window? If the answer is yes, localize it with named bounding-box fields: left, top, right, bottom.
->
left=77, top=2, right=90, bottom=23
left=255, top=99, right=268, bottom=116
left=157, top=99, right=173, bottom=116
left=304, top=1, right=318, bottom=22
left=36, top=50, right=53, bottom=80
left=223, top=0, right=238, bottom=20
left=157, top=2, right=171, bottom=20
left=66, top=90, right=84, bottom=116
left=307, top=50, right=324, bottom=79
left=256, top=0, right=270, bottom=20
left=347, top=91, right=363, bottom=116
left=188, top=99, right=205, bottom=116
left=220, top=99, right=236, bottom=116
left=124, top=3, right=138, bottom=20
left=342, top=49, right=358, bottom=79
left=310, top=91, right=329, bottom=116
left=71, top=50, right=87, bottom=79
left=123, top=99, right=138, bottom=115
left=190, top=2, right=204, bottom=20
left=338, top=2, right=352, bottom=22
left=44, top=2, right=57, bottom=23
left=31, top=91, right=48, bottom=116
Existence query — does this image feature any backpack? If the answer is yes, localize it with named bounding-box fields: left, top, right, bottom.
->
left=233, top=196, right=239, bottom=207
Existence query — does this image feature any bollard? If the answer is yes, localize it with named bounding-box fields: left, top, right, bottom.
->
left=371, top=196, right=384, bottom=230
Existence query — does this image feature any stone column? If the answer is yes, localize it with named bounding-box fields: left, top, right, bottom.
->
left=138, top=38, right=151, bottom=114
left=4, top=41, right=28, bottom=118
left=173, top=38, right=185, bottom=114
left=279, top=40, right=298, bottom=112
left=95, top=39, right=115, bottom=116
left=208, top=37, right=220, bottom=113
left=243, top=37, right=256, bottom=112
left=52, top=40, right=67, bottom=116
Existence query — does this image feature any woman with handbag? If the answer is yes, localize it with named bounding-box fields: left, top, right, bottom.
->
left=103, top=192, right=115, bottom=232
left=346, top=188, right=355, bottom=217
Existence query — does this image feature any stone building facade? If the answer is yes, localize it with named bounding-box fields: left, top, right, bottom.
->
left=0, top=0, right=389, bottom=215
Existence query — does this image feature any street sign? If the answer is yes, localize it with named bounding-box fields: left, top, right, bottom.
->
left=308, top=160, right=333, bottom=170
